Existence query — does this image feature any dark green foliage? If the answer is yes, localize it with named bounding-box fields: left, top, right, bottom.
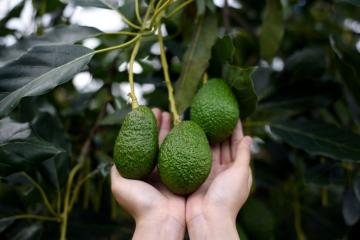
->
left=113, top=106, right=158, bottom=179
left=0, top=0, right=360, bottom=238
left=158, top=121, right=212, bottom=195
left=190, top=78, right=239, bottom=143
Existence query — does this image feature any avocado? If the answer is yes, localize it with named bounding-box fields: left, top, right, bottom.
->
left=158, top=121, right=212, bottom=195
left=190, top=78, right=239, bottom=143
left=113, top=106, right=158, bottom=179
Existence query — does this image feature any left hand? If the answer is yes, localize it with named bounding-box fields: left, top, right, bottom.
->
left=111, top=109, right=185, bottom=240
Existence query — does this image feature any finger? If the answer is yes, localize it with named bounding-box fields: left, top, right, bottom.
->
left=234, top=136, right=252, bottom=168
left=110, top=166, right=130, bottom=202
left=220, top=139, right=232, bottom=165
left=111, top=166, right=149, bottom=217
left=159, top=112, right=171, bottom=144
left=152, top=108, right=162, bottom=130
left=211, top=143, right=221, bottom=166
left=231, top=120, right=244, bottom=160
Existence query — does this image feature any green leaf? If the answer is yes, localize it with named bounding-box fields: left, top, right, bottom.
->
left=281, top=48, right=326, bottom=83
left=259, top=81, right=341, bottom=111
left=212, top=35, right=234, bottom=64
left=0, top=25, right=99, bottom=67
left=0, top=118, right=31, bottom=143
left=223, top=64, right=258, bottom=118
left=330, top=37, right=360, bottom=107
left=343, top=188, right=360, bottom=225
left=99, top=108, right=131, bottom=126
left=0, top=137, right=65, bottom=176
left=196, top=0, right=206, bottom=15
left=354, top=176, right=360, bottom=201
left=11, top=223, right=43, bottom=240
left=0, top=183, right=24, bottom=217
left=305, top=163, right=346, bottom=186
left=335, top=0, right=360, bottom=6
left=31, top=112, right=71, bottom=188
left=174, top=14, right=218, bottom=113
left=0, top=44, right=94, bottom=117
left=270, top=121, right=360, bottom=162
left=209, top=35, right=234, bottom=75
left=232, top=31, right=258, bottom=67
left=239, top=198, right=275, bottom=240
left=259, top=0, right=284, bottom=62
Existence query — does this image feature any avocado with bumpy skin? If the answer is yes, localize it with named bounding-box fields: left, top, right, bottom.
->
left=113, top=106, right=158, bottom=179
left=158, top=121, right=212, bottom=195
left=190, top=78, right=239, bottom=143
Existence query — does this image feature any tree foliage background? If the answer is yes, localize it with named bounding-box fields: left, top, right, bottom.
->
left=0, top=0, right=360, bottom=239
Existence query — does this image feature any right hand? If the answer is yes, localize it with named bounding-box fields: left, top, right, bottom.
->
left=186, top=121, right=253, bottom=239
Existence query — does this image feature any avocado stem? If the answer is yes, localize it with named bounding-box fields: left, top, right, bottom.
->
left=203, top=72, right=208, bottom=84
left=157, top=22, right=181, bottom=125
left=128, top=0, right=155, bottom=110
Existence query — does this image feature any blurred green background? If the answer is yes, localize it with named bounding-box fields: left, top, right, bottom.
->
left=0, top=0, right=360, bottom=239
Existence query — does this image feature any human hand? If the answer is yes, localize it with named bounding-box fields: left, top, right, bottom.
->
left=111, top=108, right=185, bottom=240
left=186, top=120, right=252, bottom=240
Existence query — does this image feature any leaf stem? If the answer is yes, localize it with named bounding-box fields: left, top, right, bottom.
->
left=94, top=30, right=153, bottom=37
left=203, top=72, right=208, bottom=84
left=0, top=214, right=60, bottom=223
left=22, top=172, right=58, bottom=217
left=68, top=169, right=100, bottom=212
left=165, top=0, right=194, bottom=19
left=60, top=163, right=82, bottom=240
left=94, top=35, right=141, bottom=55
left=128, top=0, right=156, bottom=109
left=157, top=22, right=180, bottom=125
left=135, top=0, right=143, bottom=24
left=128, top=39, right=141, bottom=109
left=59, top=104, right=107, bottom=240
left=293, top=185, right=306, bottom=240
left=150, top=0, right=172, bottom=27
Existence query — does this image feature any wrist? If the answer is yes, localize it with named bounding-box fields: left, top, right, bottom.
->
left=134, top=211, right=185, bottom=240
left=187, top=210, right=239, bottom=240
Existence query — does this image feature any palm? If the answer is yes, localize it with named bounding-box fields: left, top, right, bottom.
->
left=186, top=121, right=252, bottom=221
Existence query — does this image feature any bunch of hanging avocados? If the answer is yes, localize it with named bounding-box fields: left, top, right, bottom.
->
left=113, top=78, right=239, bottom=195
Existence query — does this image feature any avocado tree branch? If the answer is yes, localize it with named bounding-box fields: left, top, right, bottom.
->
left=68, top=168, right=100, bottom=212
left=128, top=0, right=156, bottom=109
left=1, top=214, right=61, bottom=223
left=165, top=0, right=194, bottom=19
left=135, top=0, right=143, bottom=24
left=59, top=103, right=107, bottom=240
left=22, top=173, right=59, bottom=217
left=157, top=22, right=181, bottom=125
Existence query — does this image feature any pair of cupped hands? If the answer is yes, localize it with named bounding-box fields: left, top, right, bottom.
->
left=111, top=109, right=253, bottom=240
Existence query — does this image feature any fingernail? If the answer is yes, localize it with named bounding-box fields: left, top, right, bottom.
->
left=242, top=136, right=252, bottom=146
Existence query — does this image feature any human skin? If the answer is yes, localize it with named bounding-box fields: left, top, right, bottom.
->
left=186, top=120, right=253, bottom=240
left=111, top=108, right=252, bottom=240
left=111, top=109, right=185, bottom=240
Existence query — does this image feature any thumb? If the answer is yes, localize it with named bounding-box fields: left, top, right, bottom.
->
left=234, top=136, right=252, bottom=168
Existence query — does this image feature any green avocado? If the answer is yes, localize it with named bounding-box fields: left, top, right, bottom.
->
left=113, top=106, right=158, bottom=179
left=190, top=78, right=239, bottom=143
left=158, top=121, right=212, bottom=195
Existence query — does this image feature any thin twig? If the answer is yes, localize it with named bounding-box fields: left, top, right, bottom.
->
left=68, top=169, right=100, bottom=211
left=22, top=172, right=58, bottom=217
left=157, top=22, right=180, bottom=125
left=0, top=214, right=60, bottom=223
left=59, top=104, right=107, bottom=240
left=135, top=0, right=143, bottom=24
left=165, top=0, right=194, bottom=19
left=128, top=0, right=156, bottom=109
